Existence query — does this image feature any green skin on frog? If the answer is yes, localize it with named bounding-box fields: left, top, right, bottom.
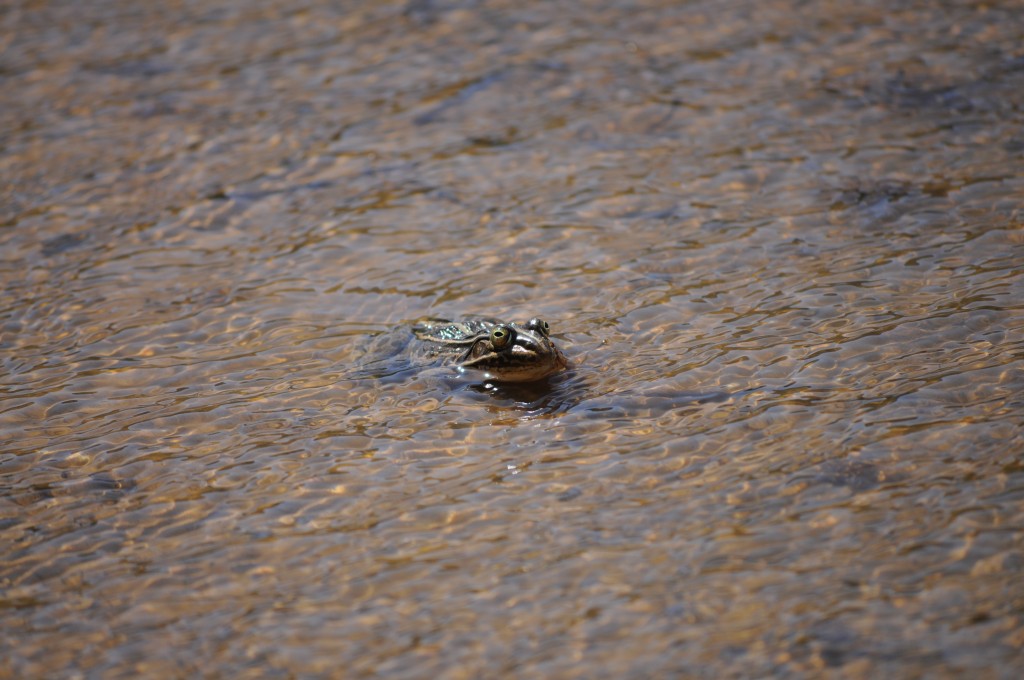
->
left=412, top=317, right=567, bottom=382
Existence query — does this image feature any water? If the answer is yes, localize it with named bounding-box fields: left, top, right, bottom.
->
left=2, top=0, right=1023, bottom=676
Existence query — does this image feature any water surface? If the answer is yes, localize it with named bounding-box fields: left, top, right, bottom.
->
left=2, top=0, right=1023, bottom=677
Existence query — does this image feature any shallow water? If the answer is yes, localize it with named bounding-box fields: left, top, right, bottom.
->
left=3, top=0, right=1024, bottom=676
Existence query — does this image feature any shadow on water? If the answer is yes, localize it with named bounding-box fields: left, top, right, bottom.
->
left=459, top=368, right=587, bottom=418
left=459, top=370, right=765, bottom=421
left=570, top=383, right=766, bottom=420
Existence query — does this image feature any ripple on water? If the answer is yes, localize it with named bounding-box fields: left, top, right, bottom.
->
left=2, top=0, right=1024, bottom=677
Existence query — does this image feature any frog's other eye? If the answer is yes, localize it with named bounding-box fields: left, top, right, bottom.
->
left=490, top=325, right=515, bottom=349
left=526, top=318, right=550, bottom=336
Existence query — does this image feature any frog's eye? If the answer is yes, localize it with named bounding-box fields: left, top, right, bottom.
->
left=527, top=318, right=550, bottom=336
left=490, top=325, right=515, bottom=349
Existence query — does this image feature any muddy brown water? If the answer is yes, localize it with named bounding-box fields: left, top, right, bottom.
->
left=3, top=0, right=1024, bottom=677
